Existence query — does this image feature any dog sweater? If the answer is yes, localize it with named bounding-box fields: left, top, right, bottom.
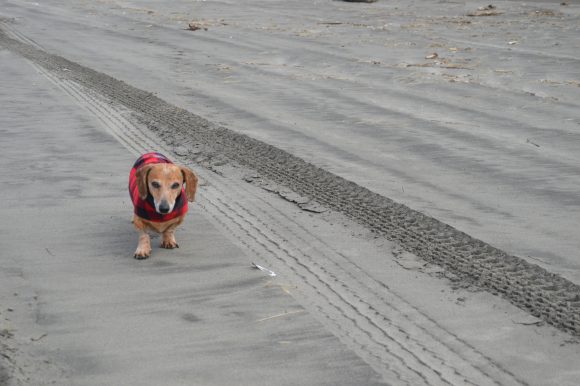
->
left=129, top=152, right=188, bottom=222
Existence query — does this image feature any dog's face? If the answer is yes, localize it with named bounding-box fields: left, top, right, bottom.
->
left=136, top=163, right=198, bottom=214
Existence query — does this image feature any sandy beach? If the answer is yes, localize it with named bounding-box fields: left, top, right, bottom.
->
left=1, top=0, right=579, bottom=384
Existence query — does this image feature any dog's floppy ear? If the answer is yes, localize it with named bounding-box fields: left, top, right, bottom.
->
left=135, top=164, right=154, bottom=200
left=181, top=166, right=198, bottom=202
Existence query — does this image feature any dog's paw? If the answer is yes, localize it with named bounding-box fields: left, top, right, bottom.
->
left=134, top=248, right=152, bottom=259
left=161, top=240, right=179, bottom=249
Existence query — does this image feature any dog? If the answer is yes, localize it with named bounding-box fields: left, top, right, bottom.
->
left=129, top=152, right=198, bottom=259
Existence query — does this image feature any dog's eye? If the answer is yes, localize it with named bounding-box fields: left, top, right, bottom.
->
left=151, top=181, right=161, bottom=189
left=171, top=183, right=180, bottom=189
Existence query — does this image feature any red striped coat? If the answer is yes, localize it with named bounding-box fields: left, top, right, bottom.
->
left=129, top=152, right=188, bottom=222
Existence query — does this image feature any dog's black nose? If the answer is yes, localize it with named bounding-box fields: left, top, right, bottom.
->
left=159, top=200, right=170, bottom=214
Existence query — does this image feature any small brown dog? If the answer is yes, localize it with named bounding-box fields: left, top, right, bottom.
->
left=129, top=152, right=198, bottom=259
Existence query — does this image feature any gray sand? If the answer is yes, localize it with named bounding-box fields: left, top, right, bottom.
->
left=1, top=0, right=580, bottom=385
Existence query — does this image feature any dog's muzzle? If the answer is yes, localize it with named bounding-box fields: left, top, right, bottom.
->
left=158, top=200, right=171, bottom=214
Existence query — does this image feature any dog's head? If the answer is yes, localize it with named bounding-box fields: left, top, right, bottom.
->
left=135, top=163, right=198, bottom=214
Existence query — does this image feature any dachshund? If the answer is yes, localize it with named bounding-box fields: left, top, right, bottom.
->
left=129, top=152, right=198, bottom=259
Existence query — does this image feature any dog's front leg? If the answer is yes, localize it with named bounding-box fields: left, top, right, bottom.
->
left=134, top=230, right=152, bottom=259
left=161, top=226, right=179, bottom=249
left=133, top=216, right=152, bottom=259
